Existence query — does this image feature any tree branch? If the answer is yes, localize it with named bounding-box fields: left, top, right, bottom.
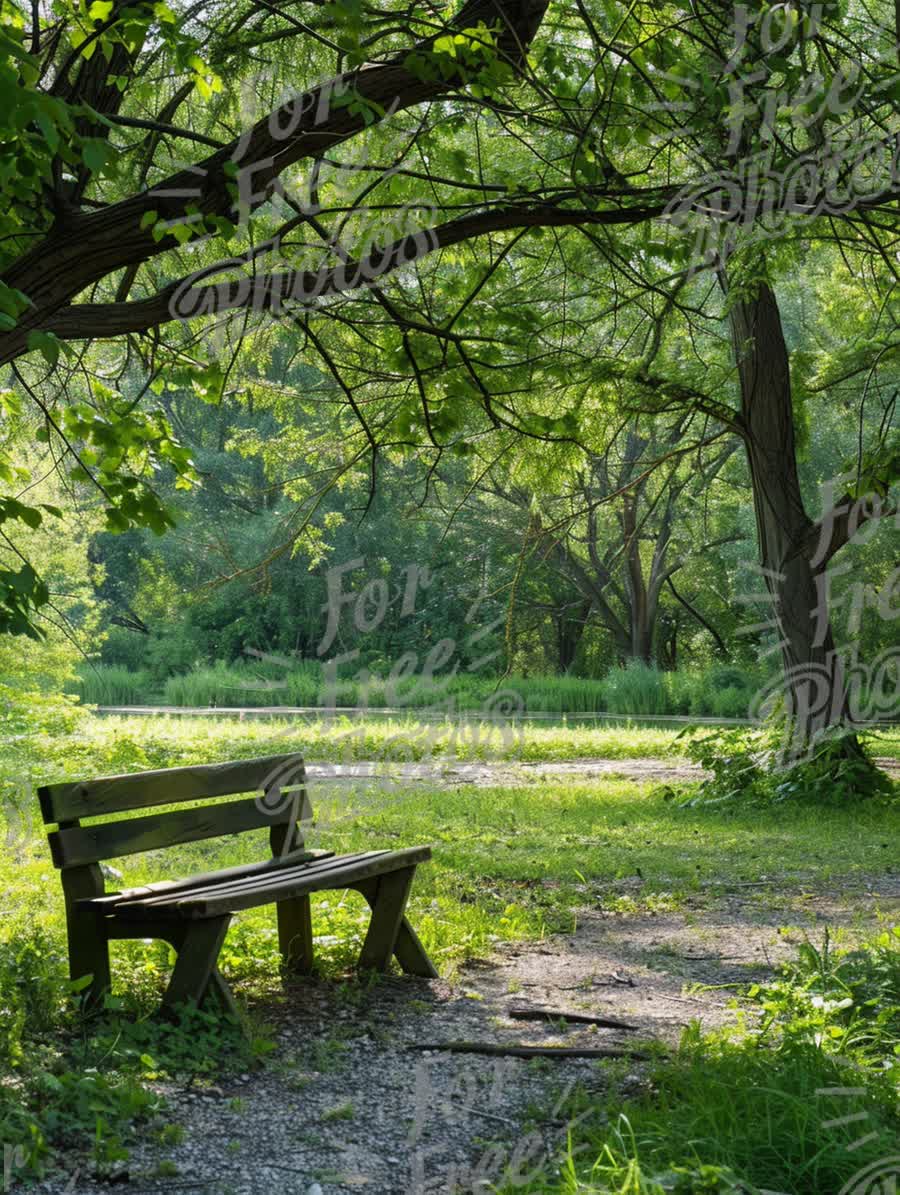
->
left=1, top=0, right=553, bottom=364
left=41, top=200, right=667, bottom=340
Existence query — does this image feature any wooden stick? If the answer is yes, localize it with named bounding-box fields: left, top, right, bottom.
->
left=508, top=1004, right=638, bottom=1031
left=409, top=1042, right=650, bottom=1060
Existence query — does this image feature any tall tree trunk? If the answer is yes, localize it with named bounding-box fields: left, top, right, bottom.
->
left=622, top=492, right=654, bottom=663
left=728, top=278, right=849, bottom=754
left=556, top=598, right=592, bottom=672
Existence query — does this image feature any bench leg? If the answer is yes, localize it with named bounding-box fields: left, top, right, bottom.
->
left=161, top=916, right=231, bottom=1018
left=276, top=894, right=314, bottom=975
left=203, top=967, right=240, bottom=1019
left=68, top=907, right=112, bottom=1008
left=357, top=868, right=416, bottom=972
left=270, top=816, right=315, bottom=975
left=354, top=877, right=437, bottom=977
left=393, top=918, right=439, bottom=979
left=62, top=866, right=111, bottom=1009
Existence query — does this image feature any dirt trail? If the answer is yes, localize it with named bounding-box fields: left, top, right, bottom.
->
left=306, top=755, right=900, bottom=787
left=39, top=875, right=899, bottom=1195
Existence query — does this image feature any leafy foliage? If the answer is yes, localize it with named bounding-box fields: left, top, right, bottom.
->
left=677, top=724, right=897, bottom=806
left=526, top=930, right=900, bottom=1195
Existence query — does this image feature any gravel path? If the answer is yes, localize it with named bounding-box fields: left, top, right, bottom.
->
left=307, top=758, right=703, bottom=785
left=304, top=756, right=900, bottom=787
left=37, top=875, right=900, bottom=1195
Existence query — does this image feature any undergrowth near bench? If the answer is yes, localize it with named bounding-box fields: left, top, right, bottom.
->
left=519, top=927, right=900, bottom=1195
left=1, top=703, right=898, bottom=1185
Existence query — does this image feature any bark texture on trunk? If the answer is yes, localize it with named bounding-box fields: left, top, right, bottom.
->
left=729, top=280, right=849, bottom=750
left=555, top=598, right=592, bottom=672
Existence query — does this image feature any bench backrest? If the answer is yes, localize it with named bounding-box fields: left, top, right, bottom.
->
left=38, top=753, right=308, bottom=870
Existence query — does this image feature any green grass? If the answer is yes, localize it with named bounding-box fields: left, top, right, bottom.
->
left=510, top=929, right=900, bottom=1195
left=1, top=701, right=897, bottom=1186
left=6, top=708, right=683, bottom=775
left=72, top=664, right=155, bottom=706
left=74, top=660, right=776, bottom=719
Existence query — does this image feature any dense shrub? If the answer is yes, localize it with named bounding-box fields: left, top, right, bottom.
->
left=679, top=723, right=896, bottom=806
left=601, top=660, right=668, bottom=715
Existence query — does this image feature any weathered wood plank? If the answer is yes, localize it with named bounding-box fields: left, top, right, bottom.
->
left=102, top=919, right=187, bottom=947
left=160, top=915, right=232, bottom=1016
left=275, top=892, right=314, bottom=973
left=114, top=847, right=432, bottom=919
left=393, top=918, right=438, bottom=978
left=61, top=862, right=110, bottom=1007
left=105, top=850, right=390, bottom=912
left=80, top=849, right=334, bottom=909
left=358, top=867, right=414, bottom=971
left=271, top=820, right=314, bottom=974
left=353, top=879, right=438, bottom=978
left=48, top=791, right=311, bottom=868
left=39, top=753, right=305, bottom=823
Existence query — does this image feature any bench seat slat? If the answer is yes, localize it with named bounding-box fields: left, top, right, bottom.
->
left=95, top=846, right=432, bottom=920
left=82, top=849, right=336, bottom=908
left=88, top=850, right=389, bottom=912
left=48, top=791, right=310, bottom=868
left=39, top=753, right=305, bottom=823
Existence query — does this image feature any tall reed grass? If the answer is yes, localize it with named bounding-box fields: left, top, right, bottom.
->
left=73, top=657, right=767, bottom=718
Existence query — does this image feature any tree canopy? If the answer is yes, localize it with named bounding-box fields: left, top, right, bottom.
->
left=0, top=0, right=898, bottom=746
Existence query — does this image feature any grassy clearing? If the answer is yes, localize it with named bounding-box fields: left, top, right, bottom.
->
left=1, top=705, right=897, bottom=1186
left=1, top=710, right=688, bottom=793
left=17, top=708, right=900, bottom=783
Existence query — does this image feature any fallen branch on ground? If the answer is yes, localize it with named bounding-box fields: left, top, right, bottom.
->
left=508, top=1004, right=638, bottom=1031
left=408, top=1042, right=651, bottom=1059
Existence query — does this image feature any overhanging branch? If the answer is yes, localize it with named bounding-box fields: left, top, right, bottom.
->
left=42, top=200, right=669, bottom=340
left=0, top=0, right=552, bottom=365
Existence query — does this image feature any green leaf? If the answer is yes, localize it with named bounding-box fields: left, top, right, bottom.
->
left=169, top=221, right=194, bottom=245
left=69, top=27, right=97, bottom=60
left=26, top=330, right=60, bottom=368
left=82, top=137, right=111, bottom=175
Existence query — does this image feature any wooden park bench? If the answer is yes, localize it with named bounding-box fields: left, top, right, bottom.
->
left=38, top=752, right=436, bottom=1017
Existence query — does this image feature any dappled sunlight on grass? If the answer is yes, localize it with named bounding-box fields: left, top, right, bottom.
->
left=1, top=716, right=897, bottom=1188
